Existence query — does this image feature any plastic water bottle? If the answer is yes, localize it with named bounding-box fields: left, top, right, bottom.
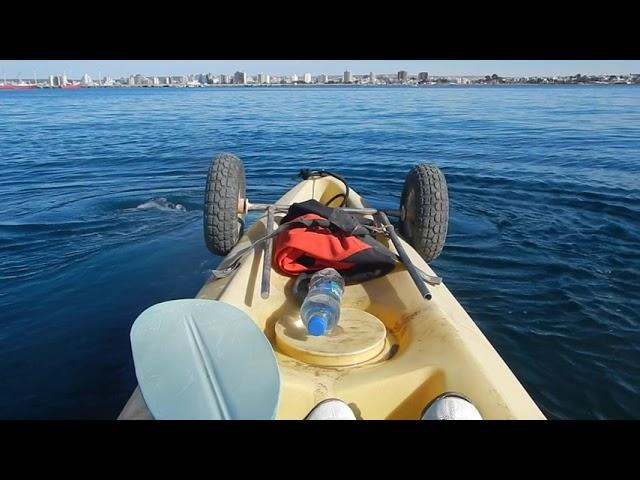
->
left=300, top=268, right=345, bottom=336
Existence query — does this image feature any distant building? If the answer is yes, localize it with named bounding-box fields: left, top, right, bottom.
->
left=398, top=70, right=408, bottom=83
left=257, top=73, right=271, bottom=84
left=303, top=73, right=312, bottom=84
left=153, top=76, right=160, bottom=85
left=418, top=72, right=429, bottom=83
left=134, top=74, right=153, bottom=86
left=370, top=72, right=376, bottom=84
left=291, top=74, right=298, bottom=83
left=174, top=74, right=186, bottom=84
left=49, top=75, right=55, bottom=87
left=237, top=72, right=247, bottom=84
left=317, top=74, right=328, bottom=84
left=220, top=74, right=229, bottom=85
left=344, top=70, right=353, bottom=83
left=128, top=76, right=135, bottom=86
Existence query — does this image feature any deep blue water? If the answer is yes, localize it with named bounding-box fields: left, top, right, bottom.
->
left=1, top=86, right=639, bottom=419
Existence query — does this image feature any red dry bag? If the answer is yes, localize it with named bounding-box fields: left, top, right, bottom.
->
left=273, top=200, right=396, bottom=283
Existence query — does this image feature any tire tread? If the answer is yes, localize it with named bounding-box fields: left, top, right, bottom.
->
left=204, top=153, right=245, bottom=255
left=400, top=164, right=449, bottom=263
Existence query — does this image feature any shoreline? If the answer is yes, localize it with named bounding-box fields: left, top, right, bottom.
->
left=8, top=82, right=639, bottom=91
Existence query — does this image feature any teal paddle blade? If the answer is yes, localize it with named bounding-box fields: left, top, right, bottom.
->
left=130, top=299, right=280, bottom=420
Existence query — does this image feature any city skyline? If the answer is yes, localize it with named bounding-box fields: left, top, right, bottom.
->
left=19, top=70, right=636, bottom=90
left=2, top=60, right=640, bottom=79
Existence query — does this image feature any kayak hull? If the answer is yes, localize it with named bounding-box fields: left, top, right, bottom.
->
left=120, top=175, right=545, bottom=420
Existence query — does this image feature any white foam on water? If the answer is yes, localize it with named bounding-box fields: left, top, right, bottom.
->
left=136, top=197, right=186, bottom=212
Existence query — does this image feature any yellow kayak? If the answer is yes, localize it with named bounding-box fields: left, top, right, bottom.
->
left=120, top=155, right=545, bottom=420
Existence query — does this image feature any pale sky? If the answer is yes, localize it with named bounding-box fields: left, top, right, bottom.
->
left=1, top=60, right=639, bottom=79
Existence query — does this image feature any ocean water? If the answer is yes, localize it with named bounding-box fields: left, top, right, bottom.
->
left=1, top=86, right=638, bottom=419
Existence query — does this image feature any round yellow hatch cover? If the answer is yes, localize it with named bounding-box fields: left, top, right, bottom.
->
left=275, top=308, right=387, bottom=367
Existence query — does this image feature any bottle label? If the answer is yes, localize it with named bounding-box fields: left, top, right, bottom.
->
left=317, top=280, right=343, bottom=299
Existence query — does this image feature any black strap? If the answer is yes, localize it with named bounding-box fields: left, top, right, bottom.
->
left=282, top=199, right=370, bottom=236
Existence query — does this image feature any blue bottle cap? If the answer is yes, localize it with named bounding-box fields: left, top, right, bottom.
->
left=307, top=315, right=328, bottom=336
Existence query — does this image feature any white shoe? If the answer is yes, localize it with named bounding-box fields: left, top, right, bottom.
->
left=305, top=399, right=357, bottom=420
left=421, top=392, right=483, bottom=420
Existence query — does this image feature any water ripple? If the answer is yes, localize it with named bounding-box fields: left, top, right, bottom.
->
left=1, top=85, right=639, bottom=419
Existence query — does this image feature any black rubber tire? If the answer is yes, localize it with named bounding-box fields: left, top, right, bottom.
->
left=399, top=164, right=449, bottom=263
left=204, top=153, right=246, bottom=256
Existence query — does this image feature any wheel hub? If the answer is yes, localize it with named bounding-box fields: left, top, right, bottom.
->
left=403, top=188, right=416, bottom=239
left=237, top=196, right=247, bottom=215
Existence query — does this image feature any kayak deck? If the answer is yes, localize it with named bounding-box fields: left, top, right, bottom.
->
left=119, top=176, right=545, bottom=420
